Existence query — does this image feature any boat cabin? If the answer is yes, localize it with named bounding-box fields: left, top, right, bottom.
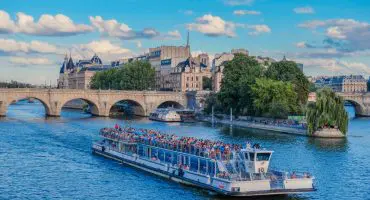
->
left=241, top=148, right=273, bottom=174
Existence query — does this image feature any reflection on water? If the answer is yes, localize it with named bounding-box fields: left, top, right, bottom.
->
left=0, top=101, right=369, bottom=200
left=307, top=138, right=348, bottom=152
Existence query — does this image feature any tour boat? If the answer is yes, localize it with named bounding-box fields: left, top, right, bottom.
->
left=149, top=108, right=195, bottom=122
left=92, top=127, right=315, bottom=197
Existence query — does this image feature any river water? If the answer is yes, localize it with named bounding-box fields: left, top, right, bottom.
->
left=0, top=101, right=369, bottom=200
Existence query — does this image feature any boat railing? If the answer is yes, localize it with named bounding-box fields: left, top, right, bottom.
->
left=269, top=169, right=313, bottom=179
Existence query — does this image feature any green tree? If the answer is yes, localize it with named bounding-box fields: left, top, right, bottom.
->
left=90, top=61, right=155, bottom=90
left=218, top=54, right=264, bottom=115
left=306, top=87, right=348, bottom=135
left=265, top=61, right=310, bottom=105
left=203, top=93, right=223, bottom=114
left=202, top=76, right=212, bottom=90
left=251, top=78, right=300, bottom=119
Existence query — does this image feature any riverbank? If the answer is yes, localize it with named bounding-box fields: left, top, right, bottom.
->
left=198, top=115, right=307, bottom=136
left=197, top=115, right=347, bottom=138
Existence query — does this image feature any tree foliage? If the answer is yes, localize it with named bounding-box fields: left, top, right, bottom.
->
left=203, top=93, right=223, bottom=114
left=218, top=54, right=264, bottom=115
left=251, top=78, right=300, bottom=118
left=90, top=61, right=155, bottom=90
left=202, top=76, right=212, bottom=90
left=306, top=87, right=348, bottom=135
left=265, top=61, right=310, bottom=105
left=0, top=80, right=36, bottom=88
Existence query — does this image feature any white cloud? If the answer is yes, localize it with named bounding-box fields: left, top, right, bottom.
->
left=296, top=57, right=370, bottom=75
left=0, top=10, right=93, bottom=36
left=340, top=61, right=370, bottom=74
left=165, top=30, right=182, bottom=39
left=293, top=6, right=315, bottom=14
left=296, top=41, right=307, bottom=48
left=79, top=40, right=131, bottom=55
left=90, top=16, right=159, bottom=40
left=326, top=26, right=346, bottom=39
left=224, top=0, right=254, bottom=6
left=187, top=14, right=237, bottom=37
left=233, top=10, right=261, bottom=16
left=0, top=38, right=60, bottom=54
left=246, top=25, right=271, bottom=35
left=0, top=10, right=16, bottom=33
left=9, top=56, right=54, bottom=65
left=299, top=19, right=370, bottom=52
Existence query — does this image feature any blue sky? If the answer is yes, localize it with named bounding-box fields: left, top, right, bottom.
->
left=1, top=0, right=370, bottom=84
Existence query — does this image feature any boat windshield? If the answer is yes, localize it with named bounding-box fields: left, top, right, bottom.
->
left=256, top=153, right=271, bottom=161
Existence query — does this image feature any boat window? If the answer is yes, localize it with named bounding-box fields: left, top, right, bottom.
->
left=165, top=151, right=172, bottom=163
left=151, top=148, right=158, bottom=160
left=181, top=155, right=189, bottom=166
left=208, top=161, right=215, bottom=177
left=249, top=153, right=255, bottom=161
left=256, top=153, right=271, bottom=161
left=199, top=159, right=207, bottom=174
left=190, top=157, right=199, bottom=172
left=158, top=149, right=165, bottom=161
left=172, top=152, right=178, bottom=165
left=138, top=145, right=144, bottom=156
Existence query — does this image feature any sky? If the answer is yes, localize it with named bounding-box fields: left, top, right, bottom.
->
left=1, top=0, right=370, bottom=84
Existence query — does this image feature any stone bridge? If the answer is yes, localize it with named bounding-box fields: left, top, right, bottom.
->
left=0, top=89, right=188, bottom=117
left=337, top=92, right=370, bottom=116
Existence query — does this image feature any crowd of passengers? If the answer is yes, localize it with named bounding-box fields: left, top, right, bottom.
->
left=99, top=125, right=262, bottom=160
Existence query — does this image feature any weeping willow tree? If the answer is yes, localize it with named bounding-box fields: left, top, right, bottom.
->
left=306, top=87, right=348, bottom=135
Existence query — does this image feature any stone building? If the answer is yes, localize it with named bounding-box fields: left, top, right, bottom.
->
left=169, top=57, right=212, bottom=92
left=57, top=54, right=75, bottom=89
left=314, top=75, right=367, bottom=93
left=149, top=45, right=191, bottom=90
left=57, top=54, right=113, bottom=89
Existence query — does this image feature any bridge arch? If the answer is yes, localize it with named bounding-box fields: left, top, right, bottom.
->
left=108, top=99, right=146, bottom=116
left=156, top=100, right=185, bottom=110
left=6, top=96, right=52, bottom=116
left=60, top=97, right=101, bottom=116
left=344, top=99, right=365, bottom=117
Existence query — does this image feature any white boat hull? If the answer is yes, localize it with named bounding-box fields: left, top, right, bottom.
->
left=92, top=144, right=315, bottom=196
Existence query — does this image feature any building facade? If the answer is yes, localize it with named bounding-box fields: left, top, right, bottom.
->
left=314, top=75, right=367, bottom=93
left=148, top=45, right=191, bottom=90
left=170, top=57, right=211, bottom=92
left=57, top=54, right=113, bottom=89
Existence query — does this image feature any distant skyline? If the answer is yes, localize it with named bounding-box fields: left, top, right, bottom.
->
left=1, top=0, right=370, bottom=84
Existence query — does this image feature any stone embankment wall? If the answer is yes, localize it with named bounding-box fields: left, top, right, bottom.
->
left=312, top=128, right=345, bottom=138
left=198, top=115, right=307, bottom=136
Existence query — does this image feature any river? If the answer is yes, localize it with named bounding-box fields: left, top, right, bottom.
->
left=0, top=101, right=369, bottom=200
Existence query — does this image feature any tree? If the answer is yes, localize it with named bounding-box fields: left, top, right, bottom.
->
left=265, top=61, right=310, bottom=105
left=251, top=78, right=300, bottom=119
left=90, top=61, right=155, bottom=90
left=203, top=93, right=223, bottom=114
left=306, top=87, right=348, bottom=135
left=202, top=76, right=212, bottom=90
left=218, top=54, right=264, bottom=115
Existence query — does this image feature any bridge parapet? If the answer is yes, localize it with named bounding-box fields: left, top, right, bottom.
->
left=0, top=88, right=188, bottom=117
